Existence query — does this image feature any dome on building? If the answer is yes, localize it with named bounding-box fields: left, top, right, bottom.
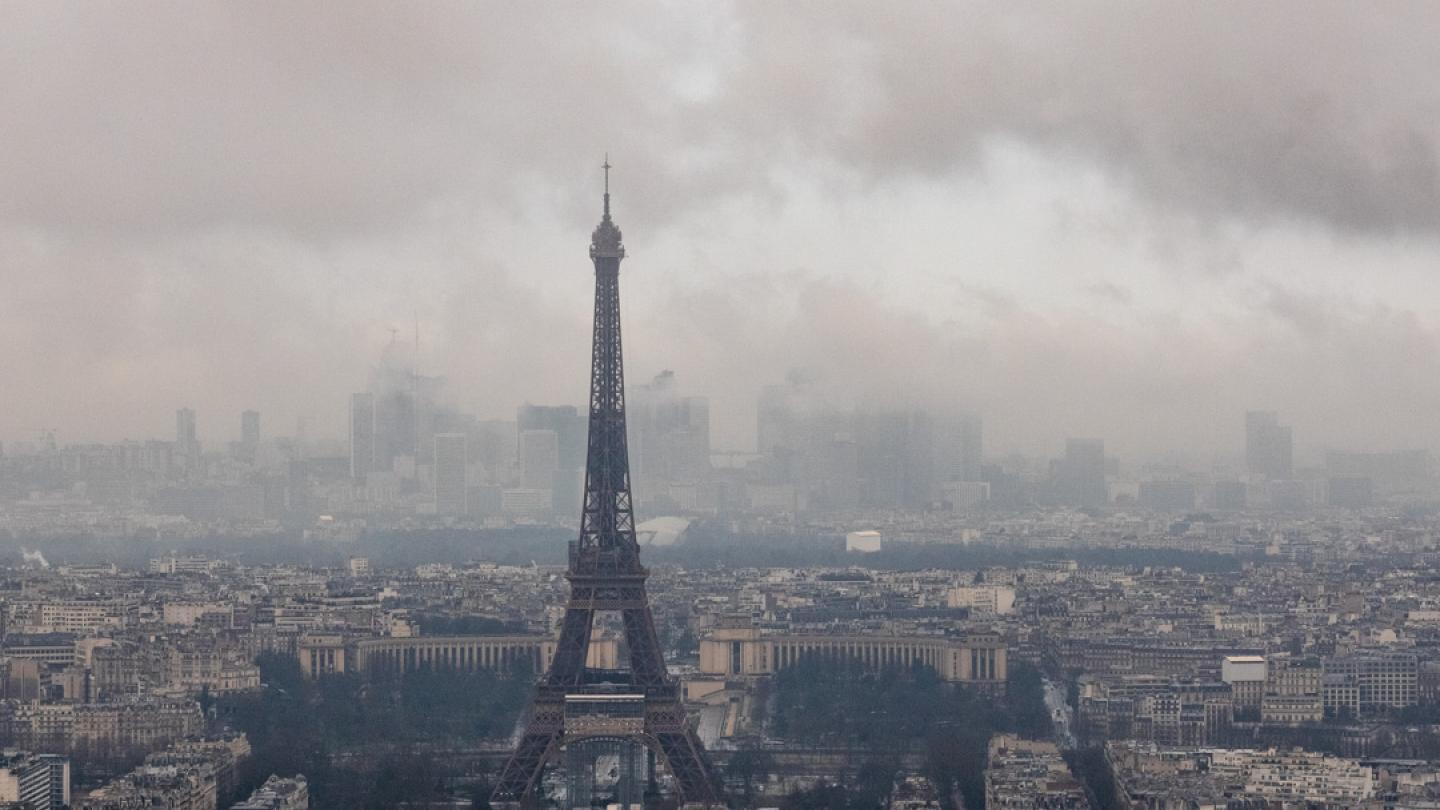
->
left=635, top=516, right=691, bottom=547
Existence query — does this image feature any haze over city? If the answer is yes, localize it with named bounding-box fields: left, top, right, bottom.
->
left=5, top=3, right=1440, bottom=464
left=13, top=6, right=1440, bottom=810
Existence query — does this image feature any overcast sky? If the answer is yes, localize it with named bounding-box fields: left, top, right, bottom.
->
left=3, top=2, right=1440, bottom=465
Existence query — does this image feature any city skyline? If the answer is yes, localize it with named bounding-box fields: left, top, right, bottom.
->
left=0, top=363, right=1416, bottom=474
left=10, top=6, right=1440, bottom=810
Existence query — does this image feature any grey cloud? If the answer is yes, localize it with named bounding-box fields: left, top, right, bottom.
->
left=636, top=272, right=1440, bottom=460
left=952, top=283, right=1019, bottom=317
left=7, top=4, right=1439, bottom=236
left=3, top=4, right=1440, bottom=461
left=0, top=3, right=700, bottom=233
left=1084, top=282, right=1132, bottom=305
left=722, top=2, right=1440, bottom=235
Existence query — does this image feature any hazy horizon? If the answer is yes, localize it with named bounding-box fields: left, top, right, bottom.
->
left=5, top=3, right=1440, bottom=466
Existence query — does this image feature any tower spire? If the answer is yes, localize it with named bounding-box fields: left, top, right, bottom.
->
left=603, top=153, right=611, bottom=215
left=589, top=156, right=624, bottom=260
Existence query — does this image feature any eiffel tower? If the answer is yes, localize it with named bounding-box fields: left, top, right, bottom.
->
left=492, top=161, right=724, bottom=809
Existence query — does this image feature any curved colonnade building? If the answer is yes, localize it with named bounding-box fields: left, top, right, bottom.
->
left=697, top=625, right=1008, bottom=691
left=297, top=629, right=1007, bottom=692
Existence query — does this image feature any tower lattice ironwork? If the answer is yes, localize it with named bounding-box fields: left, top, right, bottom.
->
left=492, top=161, right=725, bottom=809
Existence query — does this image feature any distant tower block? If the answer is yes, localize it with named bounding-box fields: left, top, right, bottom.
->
left=434, top=433, right=468, bottom=516
left=846, top=530, right=882, bottom=553
left=347, top=557, right=372, bottom=578
left=239, top=410, right=260, bottom=463
left=492, top=162, right=724, bottom=808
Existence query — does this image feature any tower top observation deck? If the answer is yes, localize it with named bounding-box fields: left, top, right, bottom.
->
left=590, top=155, right=625, bottom=261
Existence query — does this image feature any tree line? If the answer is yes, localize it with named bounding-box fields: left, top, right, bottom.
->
left=768, top=657, right=1053, bottom=810
left=216, top=653, right=532, bottom=809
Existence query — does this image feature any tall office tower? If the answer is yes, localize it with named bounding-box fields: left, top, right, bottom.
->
left=630, top=370, right=712, bottom=507
left=517, top=404, right=586, bottom=511
left=176, top=407, right=196, bottom=447
left=517, top=405, right=587, bottom=469
left=808, top=430, right=860, bottom=511
left=519, top=429, right=560, bottom=490
left=1213, top=480, right=1248, bottom=510
left=175, top=407, right=199, bottom=472
left=35, top=755, right=68, bottom=810
left=493, top=167, right=722, bottom=808
left=1057, top=438, right=1107, bottom=507
left=433, top=433, right=468, bottom=516
left=371, top=345, right=417, bottom=476
left=1245, top=411, right=1294, bottom=479
left=239, top=410, right=260, bottom=464
left=471, top=419, right=519, bottom=484
left=349, top=393, right=376, bottom=481
left=756, top=383, right=792, bottom=458
left=934, top=413, right=984, bottom=483
left=756, top=372, right=823, bottom=459
left=755, top=376, right=859, bottom=509
left=0, top=751, right=69, bottom=810
left=360, top=336, right=446, bottom=478
left=856, top=409, right=935, bottom=509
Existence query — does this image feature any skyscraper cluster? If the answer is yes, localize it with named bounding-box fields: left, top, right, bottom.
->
left=175, top=407, right=199, bottom=476
left=340, top=340, right=715, bottom=519
left=1245, top=410, right=1294, bottom=480
left=1054, top=438, right=1107, bottom=508
left=629, top=370, right=712, bottom=512
left=752, top=375, right=983, bottom=512
left=347, top=337, right=444, bottom=483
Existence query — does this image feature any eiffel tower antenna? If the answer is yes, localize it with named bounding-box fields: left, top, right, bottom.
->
left=602, top=154, right=613, bottom=220
left=492, top=165, right=723, bottom=808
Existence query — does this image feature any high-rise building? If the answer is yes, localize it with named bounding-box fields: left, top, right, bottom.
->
left=366, top=336, right=444, bottom=477
left=756, top=383, right=979, bottom=512
left=36, top=755, right=67, bottom=810
left=1326, top=449, right=1429, bottom=494
left=856, top=409, right=935, bottom=509
left=517, top=404, right=586, bottom=513
left=373, top=392, right=415, bottom=476
left=1212, top=480, right=1248, bottom=510
left=1138, top=479, right=1197, bottom=511
left=1057, top=438, right=1107, bottom=507
left=934, top=413, right=983, bottom=484
left=1245, top=411, right=1293, bottom=479
left=756, top=373, right=826, bottom=459
left=517, top=405, right=586, bottom=469
left=519, top=429, right=560, bottom=492
left=630, top=370, right=711, bottom=508
left=1326, top=476, right=1373, bottom=508
left=238, top=410, right=260, bottom=464
left=175, top=408, right=199, bottom=471
left=755, top=378, right=858, bottom=509
left=756, top=383, right=795, bottom=458
left=470, top=419, right=518, bottom=484
left=349, top=393, right=376, bottom=481
left=434, top=433, right=468, bottom=516
left=176, top=408, right=196, bottom=447
left=0, top=750, right=69, bottom=810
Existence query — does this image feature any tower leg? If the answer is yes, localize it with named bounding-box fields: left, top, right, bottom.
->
left=549, top=605, right=596, bottom=684
left=493, top=692, right=566, bottom=806
left=652, top=719, right=725, bottom=806
left=492, top=729, right=558, bottom=806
